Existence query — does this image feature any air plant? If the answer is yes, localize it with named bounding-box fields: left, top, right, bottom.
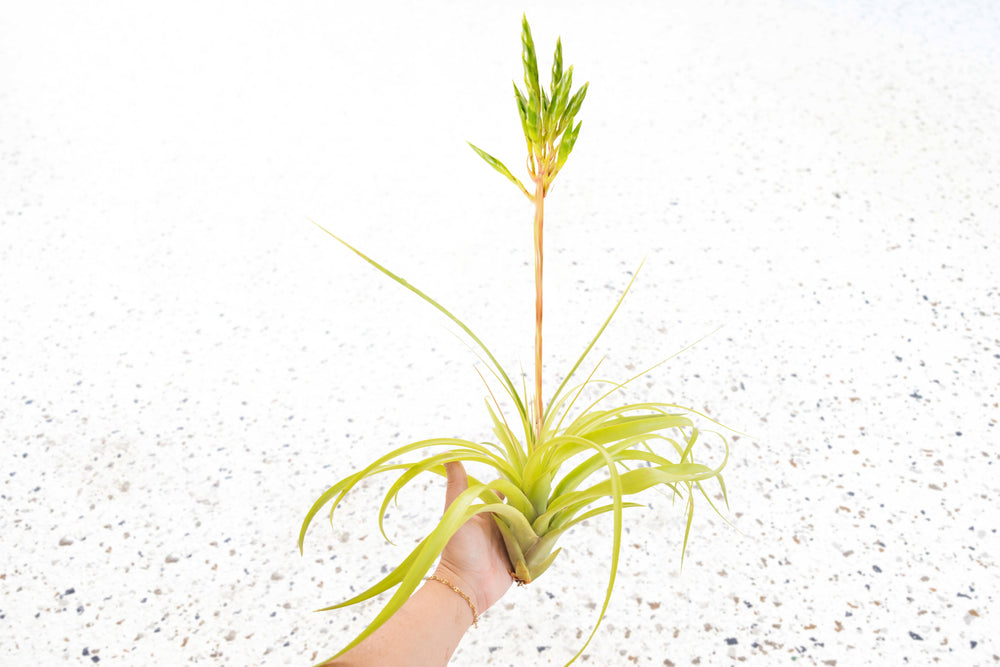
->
left=300, top=15, right=732, bottom=665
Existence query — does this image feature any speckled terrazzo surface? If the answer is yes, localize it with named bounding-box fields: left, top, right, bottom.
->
left=2, top=0, right=998, bottom=664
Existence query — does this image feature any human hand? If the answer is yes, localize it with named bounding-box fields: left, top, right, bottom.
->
left=433, top=462, right=513, bottom=617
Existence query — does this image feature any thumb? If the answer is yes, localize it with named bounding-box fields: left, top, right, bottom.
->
left=443, top=461, right=468, bottom=513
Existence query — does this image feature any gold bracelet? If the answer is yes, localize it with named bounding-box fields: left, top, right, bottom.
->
left=426, top=575, right=480, bottom=627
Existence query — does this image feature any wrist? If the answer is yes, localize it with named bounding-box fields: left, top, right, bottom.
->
left=430, top=565, right=485, bottom=623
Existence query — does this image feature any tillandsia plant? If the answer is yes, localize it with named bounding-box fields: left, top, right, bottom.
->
left=300, top=15, right=732, bottom=665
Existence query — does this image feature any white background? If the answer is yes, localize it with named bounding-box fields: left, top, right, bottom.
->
left=2, top=0, right=998, bottom=664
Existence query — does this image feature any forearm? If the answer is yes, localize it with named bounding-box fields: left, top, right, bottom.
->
left=321, top=573, right=477, bottom=667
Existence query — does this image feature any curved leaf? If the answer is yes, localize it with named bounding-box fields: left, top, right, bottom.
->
left=468, top=142, right=531, bottom=199
left=299, top=437, right=481, bottom=552
left=544, top=261, right=644, bottom=422
left=319, top=482, right=492, bottom=661
left=308, top=219, right=529, bottom=426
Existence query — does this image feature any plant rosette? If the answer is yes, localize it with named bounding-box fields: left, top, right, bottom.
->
left=300, top=15, right=735, bottom=666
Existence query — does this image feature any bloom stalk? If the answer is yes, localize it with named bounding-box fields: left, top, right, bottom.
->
left=532, top=178, right=545, bottom=446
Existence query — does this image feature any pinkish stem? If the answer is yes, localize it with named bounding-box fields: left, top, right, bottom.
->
left=532, top=178, right=545, bottom=445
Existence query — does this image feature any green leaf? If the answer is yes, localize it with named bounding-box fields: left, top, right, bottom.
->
left=493, top=515, right=532, bottom=583
left=550, top=37, right=563, bottom=98
left=521, top=14, right=541, bottom=118
left=513, top=82, right=533, bottom=152
left=548, top=65, right=573, bottom=130
left=579, top=412, right=691, bottom=445
left=541, top=362, right=597, bottom=435
left=480, top=501, right=541, bottom=551
left=376, top=451, right=511, bottom=543
left=562, top=438, right=623, bottom=665
left=318, top=482, right=492, bottom=661
left=525, top=546, right=563, bottom=580
left=312, top=533, right=434, bottom=613
left=556, top=120, right=581, bottom=171
left=679, top=493, right=696, bottom=570
left=557, top=82, right=589, bottom=135
left=467, top=142, right=531, bottom=198
left=549, top=434, right=675, bottom=503
left=526, top=470, right=553, bottom=516
left=307, top=220, right=529, bottom=425
left=558, top=501, right=644, bottom=531
left=542, top=462, right=717, bottom=522
left=485, top=399, right=527, bottom=476
left=544, top=260, right=644, bottom=422
left=298, top=435, right=496, bottom=552
left=523, top=101, right=541, bottom=147
left=552, top=502, right=645, bottom=537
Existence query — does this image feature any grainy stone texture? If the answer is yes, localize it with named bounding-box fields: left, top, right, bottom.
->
left=1, top=1, right=997, bottom=665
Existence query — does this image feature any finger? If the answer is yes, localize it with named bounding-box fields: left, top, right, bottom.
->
left=443, top=461, right=468, bottom=512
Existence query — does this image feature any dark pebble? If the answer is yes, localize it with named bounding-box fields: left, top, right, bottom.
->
left=909, top=631, right=923, bottom=640
left=725, top=637, right=738, bottom=645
